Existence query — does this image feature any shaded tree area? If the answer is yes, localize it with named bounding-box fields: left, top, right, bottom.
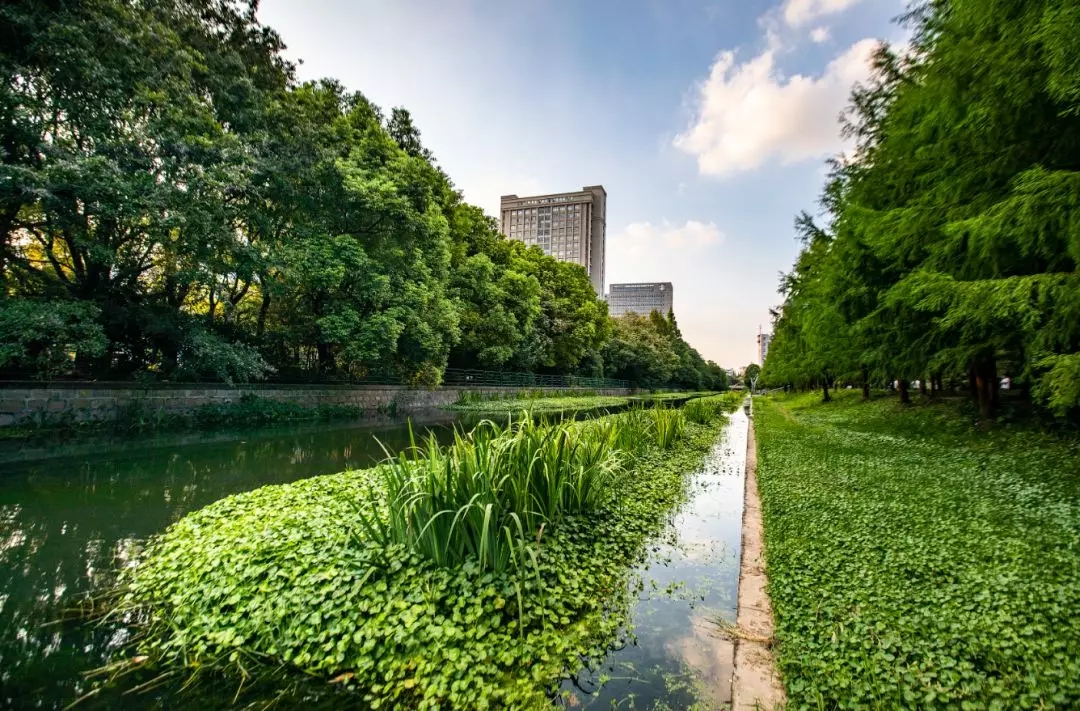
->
left=0, top=0, right=723, bottom=389
left=761, top=0, right=1080, bottom=420
left=603, top=310, right=728, bottom=391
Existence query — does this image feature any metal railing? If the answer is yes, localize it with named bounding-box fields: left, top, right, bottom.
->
left=0, top=368, right=632, bottom=391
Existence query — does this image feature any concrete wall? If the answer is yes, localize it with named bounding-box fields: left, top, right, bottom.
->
left=0, top=383, right=636, bottom=427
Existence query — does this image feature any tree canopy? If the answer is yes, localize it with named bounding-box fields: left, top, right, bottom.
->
left=0, top=0, right=725, bottom=390
left=761, top=0, right=1080, bottom=419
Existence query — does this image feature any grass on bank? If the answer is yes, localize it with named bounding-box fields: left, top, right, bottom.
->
left=755, top=391, right=1080, bottom=709
left=638, top=390, right=721, bottom=403
left=446, top=389, right=724, bottom=415
left=446, top=391, right=632, bottom=413
left=110, top=402, right=740, bottom=709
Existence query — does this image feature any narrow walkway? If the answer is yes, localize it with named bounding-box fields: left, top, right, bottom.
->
left=731, top=405, right=786, bottom=709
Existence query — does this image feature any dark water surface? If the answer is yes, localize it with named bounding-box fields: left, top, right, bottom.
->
left=0, top=403, right=747, bottom=709
left=0, top=415, right=467, bottom=709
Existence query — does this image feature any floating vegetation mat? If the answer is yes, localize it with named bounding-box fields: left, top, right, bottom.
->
left=102, top=406, right=738, bottom=709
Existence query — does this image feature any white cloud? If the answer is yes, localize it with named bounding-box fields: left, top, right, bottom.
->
left=810, top=26, right=831, bottom=43
left=617, top=220, right=724, bottom=255
left=782, top=0, right=864, bottom=28
left=673, top=38, right=878, bottom=177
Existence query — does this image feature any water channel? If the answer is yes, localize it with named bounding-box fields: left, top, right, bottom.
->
left=0, top=405, right=748, bottom=709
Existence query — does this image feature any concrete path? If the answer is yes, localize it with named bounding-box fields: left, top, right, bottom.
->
left=731, top=408, right=786, bottom=709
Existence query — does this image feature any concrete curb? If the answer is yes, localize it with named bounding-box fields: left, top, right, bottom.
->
left=731, top=409, right=786, bottom=709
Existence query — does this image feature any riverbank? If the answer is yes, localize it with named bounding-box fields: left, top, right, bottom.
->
left=754, top=391, right=1080, bottom=707
left=0, top=382, right=636, bottom=432
left=444, top=391, right=633, bottom=414
left=102, top=405, right=738, bottom=708
left=444, top=390, right=723, bottom=416
left=731, top=402, right=785, bottom=710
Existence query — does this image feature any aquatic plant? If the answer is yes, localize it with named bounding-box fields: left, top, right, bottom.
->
left=357, top=417, right=622, bottom=571
left=612, top=407, right=687, bottom=451
left=683, top=392, right=743, bottom=424
left=446, top=393, right=632, bottom=414
left=111, top=411, right=724, bottom=708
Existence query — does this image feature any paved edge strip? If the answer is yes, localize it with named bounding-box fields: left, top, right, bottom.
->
left=731, top=408, right=787, bottom=709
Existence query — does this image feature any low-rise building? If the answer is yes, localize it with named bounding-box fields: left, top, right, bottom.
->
left=606, top=282, right=674, bottom=318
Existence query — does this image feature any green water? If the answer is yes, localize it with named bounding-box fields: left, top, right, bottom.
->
left=0, top=416, right=464, bottom=709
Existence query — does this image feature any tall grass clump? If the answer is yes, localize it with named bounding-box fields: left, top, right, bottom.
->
left=612, top=407, right=687, bottom=451
left=683, top=392, right=743, bottom=424
left=358, top=417, right=623, bottom=571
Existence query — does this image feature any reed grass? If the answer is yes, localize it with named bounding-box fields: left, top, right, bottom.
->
left=358, top=408, right=688, bottom=572
left=683, top=392, right=744, bottom=424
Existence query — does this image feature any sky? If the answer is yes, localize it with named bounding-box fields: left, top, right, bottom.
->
left=257, top=0, right=908, bottom=368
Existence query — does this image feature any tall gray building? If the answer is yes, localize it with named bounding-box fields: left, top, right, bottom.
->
left=606, top=282, right=674, bottom=318
left=758, top=329, right=772, bottom=365
left=500, top=186, right=606, bottom=294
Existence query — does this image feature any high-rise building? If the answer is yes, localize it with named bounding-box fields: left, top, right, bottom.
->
left=606, top=282, right=674, bottom=318
left=757, top=328, right=772, bottom=365
left=500, top=186, right=606, bottom=294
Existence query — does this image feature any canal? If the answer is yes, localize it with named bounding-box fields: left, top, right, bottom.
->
left=0, top=405, right=748, bottom=709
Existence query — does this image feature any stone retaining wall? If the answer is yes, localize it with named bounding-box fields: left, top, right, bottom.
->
left=0, top=383, right=636, bottom=427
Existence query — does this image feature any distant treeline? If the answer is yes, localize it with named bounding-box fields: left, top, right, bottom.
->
left=762, top=0, right=1080, bottom=419
left=0, top=0, right=727, bottom=392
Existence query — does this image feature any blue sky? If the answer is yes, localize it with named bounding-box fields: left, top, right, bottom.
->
left=258, top=0, right=908, bottom=368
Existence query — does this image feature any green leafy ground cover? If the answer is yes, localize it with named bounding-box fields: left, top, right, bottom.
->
left=446, top=393, right=633, bottom=414
left=110, top=405, right=736, bottom=708
left=755, top=391, right=1080, bottom=708
left=635, top=391, right=719, bottom=402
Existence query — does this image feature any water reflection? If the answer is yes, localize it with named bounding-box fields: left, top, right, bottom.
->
left=0, top=403, right=741, bottom=709
left=562, top=410, right=748, bottom=709
left=0, top=417, right=461, bottom=709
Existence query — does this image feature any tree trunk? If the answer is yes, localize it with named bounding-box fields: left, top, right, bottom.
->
left=822, top=379, right=831, bottom=402
left=918, top=377, right=927, bottom=397
left=207, top=288, right=217, bottom=325
left=256, top=292, right=272, bottom=339
left=974, top=356, right=997, bottom=421
left=317, top=342, right=336, bottom=374
left=898, top=378, right=910, bottom=404
left=861, top=366, right=870, bottom=400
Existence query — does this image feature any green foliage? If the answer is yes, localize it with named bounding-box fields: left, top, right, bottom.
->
left=192, top=395, right=361, bottom=428
left=359, top=416, right=628, bottom=572
left=114, top=412, right=723, bottom=708
left=756, top=394, right=1080, bottom=707
left=0, top=299, right=106, bottom=378
left=682, top=392, right=743, bottom=424
left=763, top=0, right=1080, bottom=419
left=447, top=393, right=631, bottom=414
left=0, top=0, right=717, bottom=391
left=602, top=312, right=728, bottom=391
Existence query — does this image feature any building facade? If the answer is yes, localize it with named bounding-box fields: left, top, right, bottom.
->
left=606, top=282, right=674, bottom=318
left=757, top=329, right=772, bottom=365
left=500, top=186, right=606, bottom=294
